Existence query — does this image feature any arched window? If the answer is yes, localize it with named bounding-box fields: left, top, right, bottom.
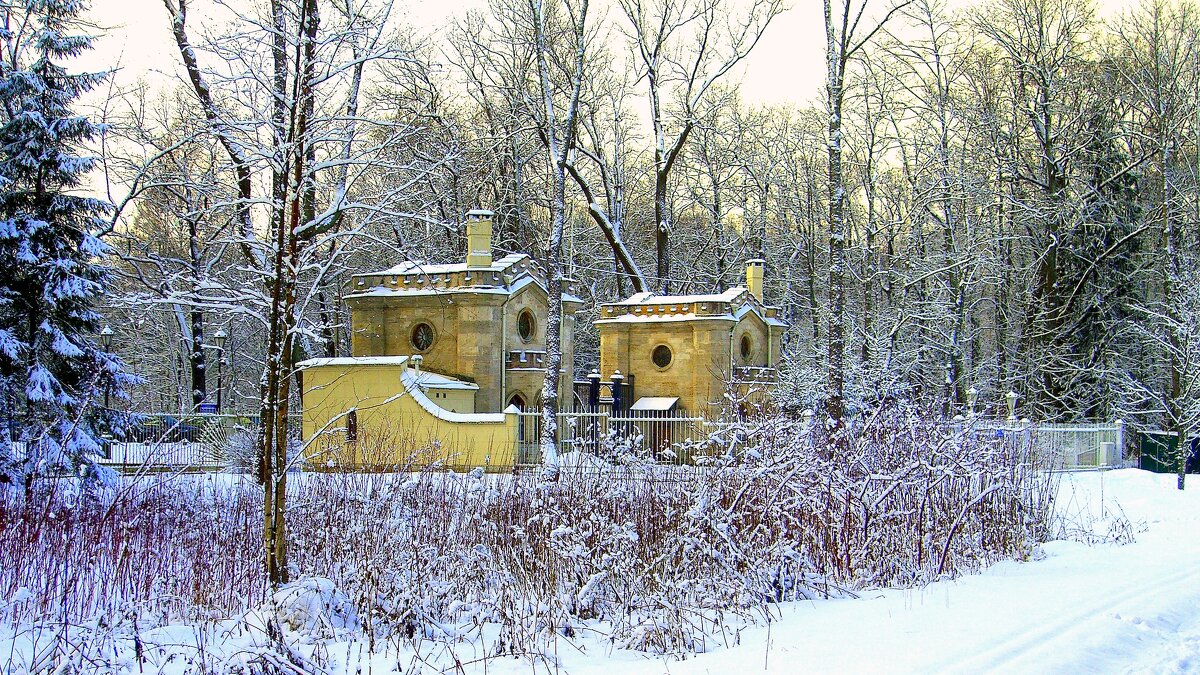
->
left=517, top=309, right=536, bottom=342
left=507, top=393, right=527, bottom=411
left=740, top=334, right=754, bottom=362
left=509, top=394, right=529, bottom=443
left=411, top=322, right=435, bottom=352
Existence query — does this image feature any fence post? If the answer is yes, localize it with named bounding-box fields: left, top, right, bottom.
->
left=587, top=371, right=600, bottom=452
left=611, top=371, right=624, bottom=413
left=1115, top=419, right=1124, bottom=466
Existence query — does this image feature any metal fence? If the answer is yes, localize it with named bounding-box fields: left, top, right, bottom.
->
left=21, top=413, right=300, bottom=473
left=93, top=414, right=264, bottom=471
left=963, top=420, right=1125, bottom=469
left=59, top=412, right=1126, bottom=473
left=515, top=410, right=713, bottom=466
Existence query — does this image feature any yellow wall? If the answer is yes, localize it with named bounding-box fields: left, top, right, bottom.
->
left=301, top=362, right=518, bottom=472
left=598, top=311, right=785, bottom=417
left=348, top=283, right=577, bottom=413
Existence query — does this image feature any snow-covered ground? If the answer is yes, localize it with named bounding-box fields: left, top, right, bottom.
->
left=5, top=469, right=1198, bottom=674
left=584, top=469, right=1200, bottom=675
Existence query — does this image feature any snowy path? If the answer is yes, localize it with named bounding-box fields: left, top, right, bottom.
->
left=561, top=470, right=1200, bottom=675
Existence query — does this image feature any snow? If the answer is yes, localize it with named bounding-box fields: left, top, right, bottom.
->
left=580, top=469, right=1200, bottom=675
left=298, top=355, right=413, bottom=368
left=372, top=253, right=529, bottom=276
left=4, top=469, right=1199, bottom=673
left=595, top=311, right=741, bottom=324
left=607, top=288, right=747, bottom=306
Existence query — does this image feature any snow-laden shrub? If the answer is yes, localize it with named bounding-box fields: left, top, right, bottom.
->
left=2, top=403, right=1054, bottom=663
left=271, top=577, right=359, bottom=638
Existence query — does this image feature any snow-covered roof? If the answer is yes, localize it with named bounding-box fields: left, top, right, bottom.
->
left=298, top=356, right=478, bottom=391
left=408, top=370, right=478, bottom=391
left=629, top=396, right=679, bottom=412
left=609, top=288, right=747, bottom=306
left=345, top=253, right=583, bottom=306
left=596, top=312, right=740, bottom=324
left=596, top=286, right=785, bottom=327
left=374, top=254, right=528, bottom=277
left=297, top=356, right=411, bottom=368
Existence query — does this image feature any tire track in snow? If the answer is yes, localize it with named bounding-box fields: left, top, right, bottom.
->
left=924, top=559, right=1200, bottom=674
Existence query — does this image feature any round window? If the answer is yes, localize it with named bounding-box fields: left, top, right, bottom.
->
left=411, top=322, right=435, bottom=352
left=740, top=334, right=753, bottom=362
left=652, top=344, right=673, bottom=369
left=517, top=309, right=536, bottom=342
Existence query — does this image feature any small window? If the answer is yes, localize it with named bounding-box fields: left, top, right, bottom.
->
left=652, top=344, right=673, bottom=369
left=740, top=334, right=753, bottom=362
left=517, top=309, right=536, bottom=342
left=411, top=322, right=435, bottom=352
left=346, top=410, right=358, bottom=443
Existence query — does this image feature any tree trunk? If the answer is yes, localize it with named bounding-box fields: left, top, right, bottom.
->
left=825, top=0, right=847, bottom=423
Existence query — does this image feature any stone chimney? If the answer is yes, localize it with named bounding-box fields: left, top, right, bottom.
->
left=746, top=259, right=765, bottom=302
left=465, top=209, right=494, bottom=267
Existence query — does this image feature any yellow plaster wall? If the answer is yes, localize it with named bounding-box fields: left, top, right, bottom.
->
left=598, top=312, right=783, bottom=417
left=348, top=286, right=577, bottom=413
left=424, top=388, right=475, bottom=413
left=301, top=363, right=517, bottom=471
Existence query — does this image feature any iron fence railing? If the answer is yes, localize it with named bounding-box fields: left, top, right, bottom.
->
left=12, top=410, right=1125, bottom=473
left=6, top=413, right=304, bottom=473
left=515, top=410, right=712, bottom=466
left=956, top=420, right=1125, bottom=469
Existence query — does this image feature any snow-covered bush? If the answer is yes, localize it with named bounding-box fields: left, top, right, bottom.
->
left=1, top=404, right=1054, bottom=664
left=271, top=577, right=360, bottom=638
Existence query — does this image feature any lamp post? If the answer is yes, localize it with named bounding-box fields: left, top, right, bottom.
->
left=213, top=328, right=227, bottom=414
left=1006, top=390, right=1019, bottom=422
left=100, top=326, right=113, bottom=410
left=967, top=387, right=979, bottom=417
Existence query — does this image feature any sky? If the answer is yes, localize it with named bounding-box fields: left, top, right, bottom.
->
left=85, top=0, right=1141, bottom=114
left=85, top=0, right=825, bottom=110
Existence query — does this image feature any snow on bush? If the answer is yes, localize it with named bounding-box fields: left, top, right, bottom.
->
left=0, top=405, right=1055, bottom=665
left=271, top=577, right=360, bottom=638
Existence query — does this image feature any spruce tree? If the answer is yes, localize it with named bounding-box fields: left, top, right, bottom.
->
left=0, top=0, right=130, bottom=491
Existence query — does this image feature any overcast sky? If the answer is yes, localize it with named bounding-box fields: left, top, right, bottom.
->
left=83, top=0, right=856, bottom=109
left=84, top=0, right=1138, bottom=112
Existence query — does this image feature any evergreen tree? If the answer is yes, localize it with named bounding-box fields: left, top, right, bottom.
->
left=0, top=0, right=131, bottom=492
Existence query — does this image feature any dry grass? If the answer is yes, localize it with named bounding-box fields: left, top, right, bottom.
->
left=0, top=406, right=1055, bottom=656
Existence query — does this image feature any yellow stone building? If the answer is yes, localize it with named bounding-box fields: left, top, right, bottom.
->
left=298, top=209, right=787, bottom=469
left=596, top=260, right=786, bottom=418
left=299, top=210, right=582, bottom=469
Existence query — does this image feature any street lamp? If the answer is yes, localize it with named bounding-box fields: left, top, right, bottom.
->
left=100, top=326, right=113, bottom=409
left=213, top=328, right=227, bottom=414
left=1006, top=390, right=1019, bottom=422
left=967, top=386, right=979, bottom=417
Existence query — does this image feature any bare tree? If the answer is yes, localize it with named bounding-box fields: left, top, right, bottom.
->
left=160, top=0, right=417, bottom=583
left=527, top=0, right=589, bottom=476
left=823, top=0, right=911, bottom=423
left=619, top=0, right=783, bottom=292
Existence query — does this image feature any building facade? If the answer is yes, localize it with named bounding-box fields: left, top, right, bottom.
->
left=299, top=212, right=787, bottom=469
left=595, top=260, right=786, bottom=417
